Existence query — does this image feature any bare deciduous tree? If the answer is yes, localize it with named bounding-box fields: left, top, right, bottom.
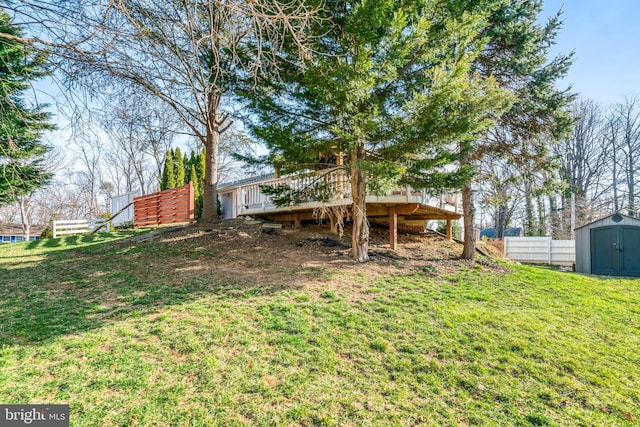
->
left=615, top=98, right=640, bottom=216
left=555, top=99, right=610, bottom=230
left=478, top=156, right=522, bottom=239
left=7, top=0, right=319, bottom=223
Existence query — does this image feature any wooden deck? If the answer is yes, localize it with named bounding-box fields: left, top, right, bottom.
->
left=218, top=169, right=462, bottom=249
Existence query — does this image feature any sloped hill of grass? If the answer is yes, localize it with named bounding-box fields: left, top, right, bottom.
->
left=0, top=226, right=638, bottom=426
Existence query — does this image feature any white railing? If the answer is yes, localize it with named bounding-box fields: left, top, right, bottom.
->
left=504, top=237, right=575, bottom=266
left=232, top=168, right=462, bottom=216
left=53, top=219, right=110, bottom=238
left=238, top=169, right=351, bottom=214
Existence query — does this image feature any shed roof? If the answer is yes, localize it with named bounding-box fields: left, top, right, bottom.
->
left=574, top=213, right=640, bottom=230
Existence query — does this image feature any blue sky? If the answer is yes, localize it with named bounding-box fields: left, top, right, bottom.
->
left=541, top=0, right=640, bottom=104
left=35, top=0, right=640, bottom=153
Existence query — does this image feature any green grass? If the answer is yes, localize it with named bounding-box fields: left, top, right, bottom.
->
left=1, top=231, right=639, bottom=426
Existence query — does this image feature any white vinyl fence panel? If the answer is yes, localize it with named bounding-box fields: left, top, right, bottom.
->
left=53, top=219, right=109, bottom=238
left=504, top=237, right=575, bottom=266
left=111, top=191, right=139, bottom=226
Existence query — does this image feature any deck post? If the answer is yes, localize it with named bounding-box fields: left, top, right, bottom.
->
left=446, top=218, right=452, bottom=241
left=390, top=206, right=398, bottom=250
left=335, top=154, right=344, bottom=194
left=294, top=213, right=301, bottom=228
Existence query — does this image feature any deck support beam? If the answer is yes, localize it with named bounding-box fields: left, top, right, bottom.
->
left=446, top=218, right=452, bottom=241
left=294, top=213, right=301, bottom=228
left=390, top=207, right=398, bottom=250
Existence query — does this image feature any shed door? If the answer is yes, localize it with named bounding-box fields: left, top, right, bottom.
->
left=620, top=226, right=640, bottom=277
left=591, top=226, right=618, bottom=275
left=591, top=225, right=640, bottom=277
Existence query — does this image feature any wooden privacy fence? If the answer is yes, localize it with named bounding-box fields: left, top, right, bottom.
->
left=53, top=219, right=110, bottom=238
left=134, top=182, right=194, bottom=227
left=504, top=237, right=575, bottom=266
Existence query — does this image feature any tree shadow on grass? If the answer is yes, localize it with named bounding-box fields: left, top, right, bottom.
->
left=23, top=233, right=120, bottom=252
left=0, top=230, right=313, bottom=347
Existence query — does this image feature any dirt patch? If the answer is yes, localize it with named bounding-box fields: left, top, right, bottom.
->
left=120, top=219, right=511, bottom=295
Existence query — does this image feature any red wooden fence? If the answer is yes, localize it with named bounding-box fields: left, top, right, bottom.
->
left=134, top=182, right=194, bottom=227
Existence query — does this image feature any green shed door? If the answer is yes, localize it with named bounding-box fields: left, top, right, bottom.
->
left=620, top=226, right=640, bottom=277
left=591, top=225, right=640, bottom=276
left=591, top=226, right=618, bottom=275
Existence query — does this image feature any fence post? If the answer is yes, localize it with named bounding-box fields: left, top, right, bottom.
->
left=188, top=181, right=195, bottom=222
left=504, top=237, right=509, bottom=256
left=548, top=237, right=552, bottom=265
left=53, top=221, right=57, bottom=238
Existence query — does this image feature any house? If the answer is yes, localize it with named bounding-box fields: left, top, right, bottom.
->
left=217, top=168, right=462, bottom=249
left=479, top=227, right=523, bottom=239
left=0, top=223, right=45, bottom=244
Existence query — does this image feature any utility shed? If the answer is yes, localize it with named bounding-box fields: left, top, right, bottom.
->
left=575, top=213, right=640, bottom=276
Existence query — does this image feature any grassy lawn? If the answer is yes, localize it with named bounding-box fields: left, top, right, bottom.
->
left=0, top=230, right=639, bottom=426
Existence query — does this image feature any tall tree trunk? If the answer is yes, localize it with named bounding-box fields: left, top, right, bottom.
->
left=461, top=181, right=475, bottom=260
left=19, top=196, right=30, bottom=241
left=537, top=194, right=546, bottom=236
left=496, top=203, right=506, bottom=239
left=201, top=126, right=220, bottom=223
left=612, top=143, right=620, bottom=211
left=350, top=147, right=369, bottom=262
left=628, top=152, right=636, bottom=216
left=201, top=93, right=226, bottom=224
left=524, top=180, right=535, bottom=236
left=461, top=150, right=475, bottom=260
left=548, top=195, right=560, bottom=238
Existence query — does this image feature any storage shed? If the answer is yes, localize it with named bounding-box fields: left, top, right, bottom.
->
left=575, top=213, right=640, bottom=276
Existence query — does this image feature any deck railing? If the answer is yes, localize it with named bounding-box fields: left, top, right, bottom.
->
left=231, top=168, right=462, bottom=216
left=239, top=168, right=351, bottom=213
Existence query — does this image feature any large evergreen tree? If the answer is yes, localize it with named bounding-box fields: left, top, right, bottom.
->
left=460, top=0, right=574, bottom=258
left=241, top=0, right=511, bottom=262
left=0, top=10, right=52, bottom=205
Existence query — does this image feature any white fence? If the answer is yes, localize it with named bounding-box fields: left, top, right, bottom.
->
left=111, top=191, right=138, bottom=226
left=53, top=219, right=110, bottom=238
left=504, top=237, right=575, bottom=266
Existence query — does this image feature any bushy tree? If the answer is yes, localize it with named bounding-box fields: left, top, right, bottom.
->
left=241, top=0, right=511, bottom=262
left=174, top=147, right=185, bottom=187
left=461, top=0, right=574, bottom=257
left=160, top=149, right=176, bottom=190
left=0, top=10, right=52, bottom=205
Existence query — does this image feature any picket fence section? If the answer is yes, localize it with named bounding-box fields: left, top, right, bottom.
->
left=53, top=219, right=109, bottom=238
left=504, top=237, right=575, bottom=266
left=134, top=182, right=194, bottom=227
